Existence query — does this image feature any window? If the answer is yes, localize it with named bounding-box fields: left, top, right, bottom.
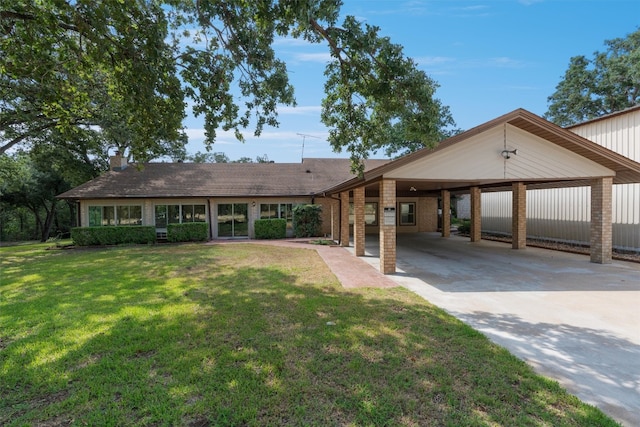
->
left=88, top=205, right=140, bottom=226
left=260, top=203, right=295, bottom=229
left=260, top=204, right=278, bottom=219
left=155, top=204, right=206, bottom=227
left=117, top=206, right=142, bottom=225
left=182, top=204, right=206, bottom=223
left=399, top=203, right=416, bottom=226
left=348, top=202, right=378, bottom=225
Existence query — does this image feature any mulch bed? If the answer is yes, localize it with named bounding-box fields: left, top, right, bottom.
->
left=474, top=232, right=640, bottom=264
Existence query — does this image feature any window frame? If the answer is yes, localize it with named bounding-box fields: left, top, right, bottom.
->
left=88, top=204, right=140, bottom=227
left=154, top=204, right=207, bottom=227
left=259, top=203, right=296, bottom=229
left=399, top=202, right=416, bottom=226
left=348, top=202, right=379, bottom=226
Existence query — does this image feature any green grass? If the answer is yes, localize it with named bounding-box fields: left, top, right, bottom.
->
left=0, top=242, right=619, bottom=426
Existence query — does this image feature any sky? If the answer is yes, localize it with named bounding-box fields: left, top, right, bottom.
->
left=182, top=0, right=640, bottom=163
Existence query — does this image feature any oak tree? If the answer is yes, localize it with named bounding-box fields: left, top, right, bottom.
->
left=545, top=28, right=640, bottom=127
left=1, top=0, right=455, bottom=171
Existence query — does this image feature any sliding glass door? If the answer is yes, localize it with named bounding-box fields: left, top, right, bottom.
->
left=217, top=203, right=248, bottom=237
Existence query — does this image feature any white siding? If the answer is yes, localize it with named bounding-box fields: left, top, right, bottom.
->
left=481, top=108, right=640, bottom=252
left=571, top=108, right=640, bottom=162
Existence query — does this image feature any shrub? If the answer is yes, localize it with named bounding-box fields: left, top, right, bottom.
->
left=457, top=220, right=471, bottom=234
left=71, top=226, right=156, bottom=246
left=254, top=218, right=286, bottom=239
left=167, top=222, right=208, bottom=242
left=292, top=204, right=322, bottom=238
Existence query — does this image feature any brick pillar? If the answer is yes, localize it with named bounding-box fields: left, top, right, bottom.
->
left=512, top=182, right=527, bottom=249
left=470, top=186, right=481, bottom=242
left=353, top=186, right=365, bottom=256
left=441, top=190, right=451, bottom=238
left=340, top=191, right=350, bottom=247
left=590, top=177, right=613, bottom=264
left=380, top=179, right=396, bottom=274
left=330, top=200, right=338, bottom=241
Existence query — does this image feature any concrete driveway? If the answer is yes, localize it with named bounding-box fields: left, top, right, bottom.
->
left=349, top=233, right=640, bottom=427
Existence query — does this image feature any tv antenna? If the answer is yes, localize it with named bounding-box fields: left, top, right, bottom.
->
left=297, top=133, right=321, bottom=161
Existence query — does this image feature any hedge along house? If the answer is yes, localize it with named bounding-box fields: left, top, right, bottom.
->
left=59, top=109, right=640, bottom=274
left=319, top=109, right=640, bottom=274
left=57, top=157, right=390, bottom=240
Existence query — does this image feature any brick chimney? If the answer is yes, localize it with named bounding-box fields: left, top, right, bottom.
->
left=109, top=151, right=128, bottom=171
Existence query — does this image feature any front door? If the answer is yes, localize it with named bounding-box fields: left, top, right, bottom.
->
left=217, top=203, right=249, bottom=237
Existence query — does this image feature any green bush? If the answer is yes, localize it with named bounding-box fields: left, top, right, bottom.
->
left=292, top=204, right=322, bottom=238
left=167, top=222, right=208, bottom=242
left=71, top=226, right=156, bottom=246
left=457, top=220, right=471, bottom=234
left=254, top=218, right=286, bottom=239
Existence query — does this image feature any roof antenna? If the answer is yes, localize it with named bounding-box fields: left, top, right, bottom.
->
left=297, top=133, right=320, bottom=162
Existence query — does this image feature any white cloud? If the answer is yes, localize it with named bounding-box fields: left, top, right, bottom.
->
left=415, top=56, right=456, bottom=66
left=486, top=57, right=526, bottom=68
left=278, top=105, right=322, bottom=115
left=273, top=36, right=315, bottom=47
left=293, top=52, right=332, bottom=63
left=452, top=5, right=490, bottom=12
left=518, top=0, right=545, bottom=5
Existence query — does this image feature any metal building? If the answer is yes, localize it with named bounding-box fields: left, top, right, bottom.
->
left=481, top=106, right=640, bottom=252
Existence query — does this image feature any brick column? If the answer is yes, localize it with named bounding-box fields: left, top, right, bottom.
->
left=353, top=186, right=365, bottom=256
left=441, top=190, right=451, bottom=237
left=512, top=182, right=527, bottom=249
left=330, top=200, right=338, bottom=241
left=470, top=186, right=482, bottom=242
left=380, top=179, right=396, bottom=274
left=590, top=177, right=613, bottom=264
left=340, top=191, right=350, bottom=247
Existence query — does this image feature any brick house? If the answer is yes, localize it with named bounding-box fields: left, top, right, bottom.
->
left=59, top=109, right=640, bottom=274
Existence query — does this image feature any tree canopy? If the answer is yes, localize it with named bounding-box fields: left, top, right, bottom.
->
left=1, top=0, right=455, bottom=172
left=545, top=28, right=640, bottom=127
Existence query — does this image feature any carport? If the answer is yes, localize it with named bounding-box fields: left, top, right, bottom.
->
left=324, top=109, right=640, bottom=274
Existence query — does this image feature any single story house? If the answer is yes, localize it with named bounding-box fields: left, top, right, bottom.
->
left=59, top=109, right=640, bottom=274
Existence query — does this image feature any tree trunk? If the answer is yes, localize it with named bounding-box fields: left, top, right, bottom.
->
left=33, top=208, right=42, bottom=241
left=41, top=202, right=58, bottom=242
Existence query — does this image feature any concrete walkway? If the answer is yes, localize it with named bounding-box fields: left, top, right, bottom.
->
left=347, top=233, right=640, bottom=427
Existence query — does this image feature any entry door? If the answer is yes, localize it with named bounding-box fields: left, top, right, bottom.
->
left=217, top=203, right=248, bottom=237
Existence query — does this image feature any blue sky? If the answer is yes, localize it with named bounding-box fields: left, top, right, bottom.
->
left=183, top=0, right=640, bottom=163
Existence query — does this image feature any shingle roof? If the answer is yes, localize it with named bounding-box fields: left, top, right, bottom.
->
left=57, top=158, right=390, bottom=199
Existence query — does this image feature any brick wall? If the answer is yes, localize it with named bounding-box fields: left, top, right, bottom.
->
left=418, top=197, right=438, bottom=232
left=380, top=179, right=396, bottom=274
left=314, top=197, right=338, bottom=238
left=512, top=182, right=526, bottom=249
left=441, top=190, right=451, bottom=237
left=470, top=186, right=482, bottom=242
left=340, top=191, right=350, bottom=246
left=590, top=177, right=613, bottom=263
left=353, top=187, right=365, bottom=256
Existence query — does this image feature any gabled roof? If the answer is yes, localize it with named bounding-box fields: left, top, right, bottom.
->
left=57, top=158, right=390, bottom=200
left=322, top=109, right=640, bottom=195
left=565, top=104, right=640, bottom=129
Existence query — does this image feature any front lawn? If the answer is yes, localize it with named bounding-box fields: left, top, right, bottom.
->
left=0, top=242, right=618, bottom=426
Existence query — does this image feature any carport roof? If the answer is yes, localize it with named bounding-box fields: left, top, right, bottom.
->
left=320, top=108, right=640, bottom=195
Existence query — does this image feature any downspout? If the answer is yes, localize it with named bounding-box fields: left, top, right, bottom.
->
left=76, top=200, right=81, bottom=228
left=207, top=199, right=213, bottom=240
